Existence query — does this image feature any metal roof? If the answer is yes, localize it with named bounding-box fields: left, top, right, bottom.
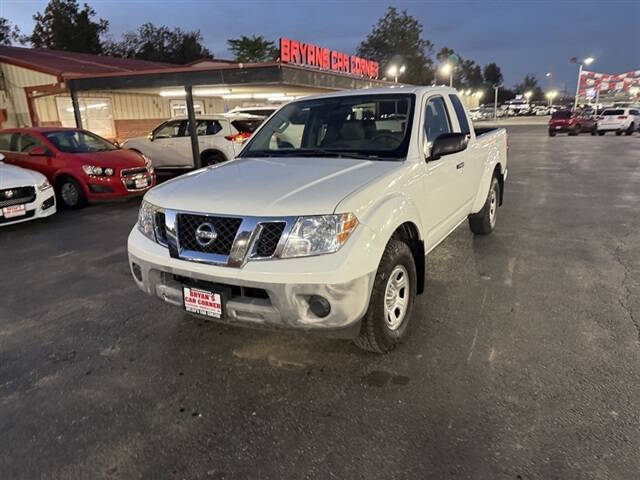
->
left=0, top=45, right=178, bottom=79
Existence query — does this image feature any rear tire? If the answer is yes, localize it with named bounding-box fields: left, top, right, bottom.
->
left=353, top=239, right=417, bottom=354
left=591, top=126, right=597, bottom=136
left=201, top=151, right=227, bottom=167
left=56, top=176, right=86, bottom=209
left=626, top=123, right=634, bottom=136
left=598, top=131, right=605, bottom=136
left=568, top=125, right=580, bottom=136
left=468, top=176, right=500, bottom=235
left=615, top=131, right=623, bottom=136
left=548, top=129, right=556, bottom=137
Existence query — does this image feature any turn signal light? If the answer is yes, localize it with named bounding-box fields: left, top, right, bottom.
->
left=618, top=116, right=627, bottom=119
left=225, top=132, right=251, bottom=143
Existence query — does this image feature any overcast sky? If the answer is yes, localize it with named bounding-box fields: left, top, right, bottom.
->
left=3, top=0, right=639, bottom=91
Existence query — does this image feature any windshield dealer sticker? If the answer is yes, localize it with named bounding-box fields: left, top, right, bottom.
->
left=183, top=287, right=222, bottom=318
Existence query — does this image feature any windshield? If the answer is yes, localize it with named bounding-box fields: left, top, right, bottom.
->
left=44, top=130, right=117, bottom=153
left=240, top=93, right=416, bottom=160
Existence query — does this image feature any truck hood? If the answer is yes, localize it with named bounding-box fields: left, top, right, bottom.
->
left=145, top=156, right=401, bottom=217
left=0, top=161, right=45, bottom=188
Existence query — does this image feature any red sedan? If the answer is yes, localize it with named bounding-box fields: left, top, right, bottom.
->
left=0, top=127, right=155, bottom=209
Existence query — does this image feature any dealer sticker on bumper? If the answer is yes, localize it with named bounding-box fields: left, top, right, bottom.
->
left=2, top=204, right=26, bottom=219
left=183, top=286, right=222, bottom=318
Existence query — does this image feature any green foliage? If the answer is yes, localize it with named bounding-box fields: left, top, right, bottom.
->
left=0, top=17, right=21, bottom=46
left=483, top=63, right=504, bottom=86
left=28, top=0, right=108, bottom=53
left=357, top=7, right=434, bottom=84
left=104, top=23, right=211, bottom=64
left=227, top=35, right=278, bottom=63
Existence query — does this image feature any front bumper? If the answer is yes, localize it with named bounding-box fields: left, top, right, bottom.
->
left=84, top=172, right=155, bottom=201
left=0, top=187, right=56, bottom=227
left=128, top=229, right=375, bottom=337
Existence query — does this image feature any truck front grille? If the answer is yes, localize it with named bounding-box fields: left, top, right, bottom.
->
left=177, top=214, right=242, bottom=255
left=255, top=222, right=286, bottom=257
left=0, top=186, right=36, bottom=208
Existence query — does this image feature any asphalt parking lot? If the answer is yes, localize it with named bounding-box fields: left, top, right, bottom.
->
left=1, top=125, right=639, bottom=479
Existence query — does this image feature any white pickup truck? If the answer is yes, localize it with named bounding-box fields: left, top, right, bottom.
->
left=128, top=87, right=508, bottom=353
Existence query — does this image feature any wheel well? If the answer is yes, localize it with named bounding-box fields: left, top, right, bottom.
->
left=494, top=163, right=504, bottom=205
left=392, top=222, right=425, bottom=294
left=54, top=173, right=78, bottom=188
left=201, top=149, right=226, bottom=161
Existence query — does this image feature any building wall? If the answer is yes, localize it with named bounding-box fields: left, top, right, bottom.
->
left=0, top=63, right=58, bottom=127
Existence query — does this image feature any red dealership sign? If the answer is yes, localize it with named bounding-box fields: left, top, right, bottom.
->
left=280, top=37, right=379, bottom=79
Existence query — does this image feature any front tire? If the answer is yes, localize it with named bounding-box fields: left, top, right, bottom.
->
left=468, top=176, right=500, bottom=235
left=615, top=130, right=623, bottom=136
left=56, top=176, right=86, bottom=209
left=353, top=239, right=417, bottom=354
left=598, top=130, right=605, bottom=136
left=548, top=129, right=556, bottom=137
left=568, top=125, right=580, bottom=136
left=591, top=126, right=597, bottom=136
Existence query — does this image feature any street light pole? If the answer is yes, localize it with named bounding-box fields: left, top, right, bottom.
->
left=573, top=57, right=594, bottom=111
left=573, top=63, right=583, bottom=111
left=493, top=84, right=500, bottom=120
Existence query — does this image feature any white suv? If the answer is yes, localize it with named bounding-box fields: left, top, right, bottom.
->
left=597, top=108, right=640, bottom=136
left=122, top=113, right=265, bottom=169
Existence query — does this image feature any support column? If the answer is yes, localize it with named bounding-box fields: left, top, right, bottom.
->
left=69, top=81, right=83, bottom=129
left=185, top=85, right=201, bottom=169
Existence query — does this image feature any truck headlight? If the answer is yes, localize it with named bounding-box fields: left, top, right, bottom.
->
left=281, top=213, right=358, bottom=258
left=37, top=178, right=52, bottom=192
left=138, top=200, right=158, bottom=241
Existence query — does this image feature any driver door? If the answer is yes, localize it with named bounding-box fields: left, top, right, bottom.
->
left=149, top=120, right=190, bottom=167
left=420, top=95, right=468, bottom=249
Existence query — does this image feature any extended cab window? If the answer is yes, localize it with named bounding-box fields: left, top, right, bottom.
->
left=448, top=94, right=470, bottom=134
left=424, top=96, right=451, bottom=143
left=240, top=93, right=416, bottom=160
left=630, top=110, right=639, bottom=115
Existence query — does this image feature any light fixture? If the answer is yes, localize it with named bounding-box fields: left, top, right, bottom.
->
left=222, top=94, right=253, bottom=99
left=524, top=90, right=533, bottom=99
left=387, top=65, right=398, bottom=77
left=439, top=63, right=452, bottom=76
left=159, top=90, right=186, bottom=97
left=584, top=57, right=594, bottom=65
left=193, top=88, right=231, bottom=96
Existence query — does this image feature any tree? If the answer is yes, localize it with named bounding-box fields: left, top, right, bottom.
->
left=0, top=18, right=21, bottom=45
left=104, top=23, right=210, bottom=64
left=514, top=74, right=544, bottom=100
left=227, top=35, right=278, bottom=63
left=357, top=7, right=434, bottom=84
left=483, top=63, right=503, bottom=86
left=462, top=60, right=484, bottom=89
left=27, top=0, right=108, bottom=53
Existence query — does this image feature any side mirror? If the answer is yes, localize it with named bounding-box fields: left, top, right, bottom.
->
left=428, top=133, right=469, bottom=161
left=147, top=132, right=154, bottom=141
left=28, top=146, right=53, bottom=157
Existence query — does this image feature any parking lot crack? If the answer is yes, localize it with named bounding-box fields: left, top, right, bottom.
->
left=614, top=242, right=639, bottom=344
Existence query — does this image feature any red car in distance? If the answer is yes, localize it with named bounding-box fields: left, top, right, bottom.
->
left=0, top=127, right=155, bottom=209
left=548, top=110, right=598, bottom=136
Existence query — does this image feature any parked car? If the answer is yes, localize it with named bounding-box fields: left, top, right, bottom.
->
left=0, top=127, right=155, bottom=209
left=122, top=113, right=265, bottom=169
left=548, top=110, right=597, bottom=136
left=596, top=108, right=640, bottom=135
left=534, top=106, right=550, bottom=116
left=127, top=87, right=508, bottom=353
left=0, top=153, right=56, bottom=226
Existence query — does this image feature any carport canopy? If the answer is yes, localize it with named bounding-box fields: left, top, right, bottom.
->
left=64, top=62, right=396, bottom=168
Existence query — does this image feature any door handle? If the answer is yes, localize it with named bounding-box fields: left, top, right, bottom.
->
left=456, top=162, right=464, bottom=169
